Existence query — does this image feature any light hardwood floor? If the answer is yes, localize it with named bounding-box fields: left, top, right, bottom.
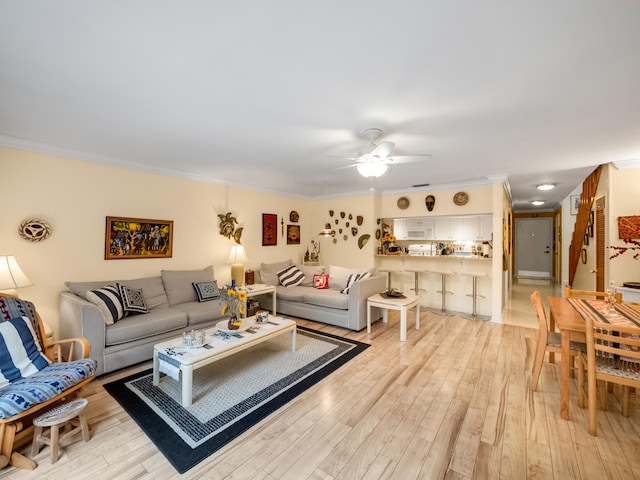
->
left=3, top=279, right=639, bottom=479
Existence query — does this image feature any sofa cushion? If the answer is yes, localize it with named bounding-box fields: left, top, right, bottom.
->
left=66, top=276, right=169, bottom=309
left=296, top=264, right=325, bottom=287
left=118, top=284, right=149, bottom=314
left=303, top=290, right=349, bottom=310
left=86, top=285, right=127, bottom=325
left=328, top=265, right=376, bottom=291
left=173, top=299, right=226, bottom=325
left=274, top=285, right=307, bottom=302
left=259, top=259, right=292, bottom=285
left=341, top=272, right=372, bottom=294
left=193, top=281, right=220, bottom=302
left=161, top=266, right=214, bottom=306
left=0, top=358, right=96, bottom=419
left=0, top=316, right=51, bottom=389
left=105, top=308, right=188, bottom=346
left=277, top=265, right=305, bottom=287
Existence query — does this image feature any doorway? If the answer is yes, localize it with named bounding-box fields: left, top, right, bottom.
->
left=515, top=217, right=553, bottom=279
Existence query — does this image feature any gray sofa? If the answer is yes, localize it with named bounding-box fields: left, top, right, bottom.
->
left=257, top=260, right=386, bottom=331
left=59, top=266, right=227, bottom=376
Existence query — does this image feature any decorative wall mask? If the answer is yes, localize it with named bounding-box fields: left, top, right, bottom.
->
left=356, top=216, right=363, bottom=226
left=351, top=227, right=358, bottom=236
left=329, top=210, right=334, bottom=217
left=289, top=211, right=299, bottom=222
left=340, top=212, right=345, bottom=218
left=357, top=234, right=370, bottom=249
left=19, top=218, right=52, bottom=242
left=425, top=195, right=435, bottom=212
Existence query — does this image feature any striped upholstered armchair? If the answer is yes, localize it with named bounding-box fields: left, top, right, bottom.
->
left=0, top=293, right=96, bottom=470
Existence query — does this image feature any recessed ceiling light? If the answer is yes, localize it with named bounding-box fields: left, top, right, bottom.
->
left=531, top=200, right=545, bottom=206
left=536, top=183, right=556, bottom=191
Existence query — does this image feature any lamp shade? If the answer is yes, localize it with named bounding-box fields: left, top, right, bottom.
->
left=0, top=255, right=33, bottom=290
left=226, top=245, right=249, bottom=264
left=357, top=162, right=388, bottom=178
left=227, top=245, right=248, bottom=287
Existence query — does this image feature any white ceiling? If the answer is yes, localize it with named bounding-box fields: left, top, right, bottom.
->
left=2, top=1, right=639, bottom=212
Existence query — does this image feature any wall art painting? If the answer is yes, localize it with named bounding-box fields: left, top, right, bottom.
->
left=287, top=224, right=301, bottom=245
left=262, top=213, right=277, bottom=246
left=105, top=216, right=173, bottom=259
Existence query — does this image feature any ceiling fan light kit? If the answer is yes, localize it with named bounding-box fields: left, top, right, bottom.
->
left=357, top=162, right=388, bottom=178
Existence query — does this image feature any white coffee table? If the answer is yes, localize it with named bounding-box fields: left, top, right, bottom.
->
left=240, top=283, right=277, bottom=316
left=152, top=316, right=296, bottom=407
left=367, top=293, right=420, bottom=342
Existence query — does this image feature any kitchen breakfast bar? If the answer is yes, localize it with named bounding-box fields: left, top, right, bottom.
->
left=374, top=253, right=494, bottom=320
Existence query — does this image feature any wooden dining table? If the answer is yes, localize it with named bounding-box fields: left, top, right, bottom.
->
left=547, top=296, right=640, bottom=420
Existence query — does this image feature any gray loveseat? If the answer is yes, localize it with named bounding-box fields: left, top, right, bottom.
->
left=257, top=260, right=385, bottom=331
left=59, top=266, right=227, bottom=376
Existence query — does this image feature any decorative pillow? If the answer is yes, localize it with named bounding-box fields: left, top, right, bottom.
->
left=0, top=316, right=51, bottom=389
left=313, top=274, right=329, bottom=289
left=86, top=285, right=127, bottom=325
left=277, top=264, right=305, bottom=287
left=161, top=266, right=214, bottom=306
left=117, top=283, right=149, bottom=314
left=329, top=265, right=376, bottom=291
left=193, top=281, right=220, bottom=302
left=340, top=272, right=372, bottom=294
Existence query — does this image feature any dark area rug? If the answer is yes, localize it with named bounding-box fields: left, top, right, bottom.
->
left=103, top=325, right=369, bottom=473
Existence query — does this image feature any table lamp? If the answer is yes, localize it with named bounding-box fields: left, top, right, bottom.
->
left=0, top=255, right=33, bottom=295
left=227, top=245, right=249, bottom=287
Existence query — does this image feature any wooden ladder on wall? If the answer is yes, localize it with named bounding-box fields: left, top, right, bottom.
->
left=568, top=165, right=603, bottom=287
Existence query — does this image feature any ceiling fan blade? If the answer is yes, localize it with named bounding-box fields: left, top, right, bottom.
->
left=384, top=154, right=432, bottom=164
left=322, top=155, right=359, bottom=161
left=370, top=141, right=394, bottom=158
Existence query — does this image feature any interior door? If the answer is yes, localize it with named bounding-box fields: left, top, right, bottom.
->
left=515, top=217, right=553, bottom=278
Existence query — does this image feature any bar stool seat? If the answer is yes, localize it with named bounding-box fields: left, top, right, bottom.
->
left=31, top=398, right=90, bottom=464
left=460, top=273, right=491, bottom=321
left=429, top=270, right=457, bottom=316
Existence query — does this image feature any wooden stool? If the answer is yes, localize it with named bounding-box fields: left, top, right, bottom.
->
left=31, top=398, right=90, bottom=464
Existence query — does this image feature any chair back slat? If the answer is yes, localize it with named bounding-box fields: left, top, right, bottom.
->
left=586, top=317, right=640, bottom=374
left=0, top=293, right=46, bottom=349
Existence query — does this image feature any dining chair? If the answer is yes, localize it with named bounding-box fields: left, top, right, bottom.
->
left=576, top=316, right=640, bottom=435
left=530, top=291, right=586, bottom=391
left=565, top=287, right=622, bottom=303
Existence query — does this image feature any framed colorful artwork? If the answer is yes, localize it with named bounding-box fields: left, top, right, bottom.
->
left=105, top=216, right=173, bottom=259
left=287, top=224, right=300, bottom=245
left=262, top=213, right=277, bottom=246
left=570, top=195, right=580, bottom=215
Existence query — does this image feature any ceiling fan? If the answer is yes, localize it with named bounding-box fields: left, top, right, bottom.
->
left=330, top=127, right=432, bottom=178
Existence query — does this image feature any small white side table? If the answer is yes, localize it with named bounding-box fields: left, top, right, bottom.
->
left=367, top=293, right=420, bottom=342
left=240, top=283, right=277, bottom=317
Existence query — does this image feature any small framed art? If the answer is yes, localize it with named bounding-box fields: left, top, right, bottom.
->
left=570, top=195, right=580, bottom=215
left=287, top=224, right=300, bottom=245
left=105, top=216, right=173, bottom=259
left=262, top=213, right=277, bottom=246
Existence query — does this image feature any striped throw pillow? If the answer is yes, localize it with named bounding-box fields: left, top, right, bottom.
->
left=0, top=316, right=51, bottom=389
left=86, top=285, right=127, bottom=325
left=340, top=272, right=371, bottom=294
left=277, top=265, right=305, bottom=287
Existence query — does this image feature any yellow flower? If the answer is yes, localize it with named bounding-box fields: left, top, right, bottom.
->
left=237, top=291, right=247, bottom=302
left=227, top=289, right=236, bottom=297
left=221, top=304, right=229, bottom=315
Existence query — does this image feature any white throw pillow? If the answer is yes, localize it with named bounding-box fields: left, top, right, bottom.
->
left=277, top=264, right=305, bottom=287
left=0, top=316, right=51, bottom=388
left=340, top=272, right=372, bottom=294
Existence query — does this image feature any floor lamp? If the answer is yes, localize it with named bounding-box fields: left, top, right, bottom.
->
left=227, top=245, right=249, bottom=287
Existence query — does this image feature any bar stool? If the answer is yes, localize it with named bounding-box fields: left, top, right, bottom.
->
left=460, top=273, right=491, bottom=321
left=31, top=398, right=90, bottom=464
left=378, top=268, right=401, bottom=291
left=429, top=270, right=456, bottom=316
left=405, top=269, right=426, bottom=295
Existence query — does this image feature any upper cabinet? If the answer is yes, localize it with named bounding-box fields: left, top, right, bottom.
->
left=394, top=214, right=492, bottom=241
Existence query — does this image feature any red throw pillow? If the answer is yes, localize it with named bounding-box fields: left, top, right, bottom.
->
left=313, top=274, right=329, bottom=289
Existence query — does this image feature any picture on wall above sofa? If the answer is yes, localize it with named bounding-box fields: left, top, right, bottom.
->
left=105, top=216, right=173, bottom=259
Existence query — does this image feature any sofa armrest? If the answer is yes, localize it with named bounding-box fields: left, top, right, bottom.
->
left=59, top=291, right=106, bottom=375
left=347, top=274, right=386, bottom=330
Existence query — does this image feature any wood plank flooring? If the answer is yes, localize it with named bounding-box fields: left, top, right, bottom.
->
left=2, top=288, right=639, bottom=479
